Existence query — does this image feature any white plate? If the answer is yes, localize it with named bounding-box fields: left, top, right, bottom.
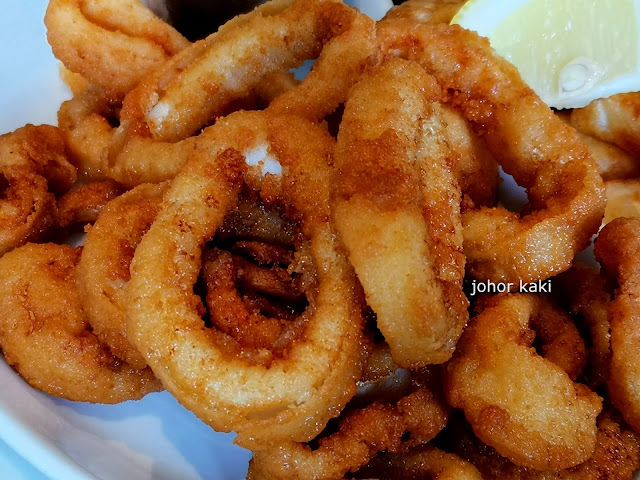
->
left=0, top=1, right=391, bottom=479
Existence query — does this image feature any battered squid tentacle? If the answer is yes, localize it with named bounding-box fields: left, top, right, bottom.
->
left=127, top=110, right=365, bottom=448
left=76, top=183, right=167, bottom=370
left=120, top=0, right=376, bottom=142
left=0, top=125, right=77, bottom=257
left=378, top=21, right=605, bottom=284
left=331, top=57, right=467, bottom=368
left=594, top=217, right=640, bottom=432
left=445, top=293, right=602, bottom=470
left=45, top=0, right=189, bottom=95
left=0, top=243, right=161, bottom=403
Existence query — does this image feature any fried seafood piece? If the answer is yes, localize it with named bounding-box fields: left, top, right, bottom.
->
left=445, top=294, right=601, bottom=470
left=121, top=0, right=376, bottom=141
left=45, top=0, right=189, bottom=95
left=439, top=104, right=500, bottom=208
left=556, top=111, right=640, bottom=182
left=352, top=446, right=483, bottom=480
left=248, top=368, right=451, bottom=480
left=0, top=124, right=77, bottom=256
left=127, top=111, right=365, bottom=448
left=449, top=408, right=640, bottom=480
left=603, top=179, right=640, bottom=225
left=76, top=183, right=166, bottom=370
left=378, top=21, right=605, bottom=284
left=58, top=72, right=298, bottom=187
left=594, top=217, right=640, bottom=432
left=571, top=92, right=640, bottom=157
left=0, top=243, right=161, bottom=403
left=332, top=58, right=467, bottom=368
left=56, top=179, right=124, bottom=227
left=554, top=263, right=612, bottom=390
left=382, top=0, right=464, bottom=26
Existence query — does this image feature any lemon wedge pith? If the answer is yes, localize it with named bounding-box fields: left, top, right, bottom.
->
left=452, top=0, right=640, bottom=109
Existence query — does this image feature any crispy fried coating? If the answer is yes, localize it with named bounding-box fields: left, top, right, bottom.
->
left=450, top=408, right=640, bottom=480
left=121, top=0, right=376, bottom=141
left=332, top=58, right=467, bottom=368
left=382, top=0, right=464, bottom=26
left=0, top=243, right=161, bottom=403
left=127, top=111, right=364, bottom=448
left=353, top=446, right=483, bottom=480
left=56, top=179, right=124, bottom=227
left=76, top=183, right=165, bottom=369
left=556, top=111, right=640, bottom=182
left=572, top=92, right=640, bottom=157
left=445, top=294, right=602, bottom=470
left=0, top=125, right=76, bottom=256
left=554, top=263, right=612, bottom=390
left=595, top=217, right=640, bottom=433
left=45, top=0, right=189, bottom=95
left=248, top=369, right=450, bottom=480
left=603, top=179, right=640, bottom=226
left=378, top=21, right=605, bottom=284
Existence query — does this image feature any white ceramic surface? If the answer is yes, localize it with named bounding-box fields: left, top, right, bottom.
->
left=0, top=1, right=391, bottom=480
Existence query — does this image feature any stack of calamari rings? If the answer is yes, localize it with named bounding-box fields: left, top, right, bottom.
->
left=3, top=0, right=640, bottom=478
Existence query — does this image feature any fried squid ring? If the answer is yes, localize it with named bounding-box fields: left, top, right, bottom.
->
left=0, top=243, right=161, bottom=403
left=331, top=58, right=467, bottom=368
left=76, top=183, right=166, bottom=370
left=0, top=125, right=76, bottom=256
left=247, top=368, right=450, bottom=480
left=120, top=0, right=376, bottom=141
left=127, top=111, right=364, bottom=447
left=556, top=111, right=640, bottom=182
left=571, top=92, right=640, bottom=157
left=352, top=446, right=483, bottom=480
left=594, top=217, right=640, bottom=432
left=56, top=179, right=124, bottom=227
left=45, top=0, right=189, bottom=95
left=445, top=294, right=601, bottom=470
left=448, top=407, right=640, bottom=480
left=554, top=263, right=612, bottom=390
left=378, top=21, right=605, bottom=284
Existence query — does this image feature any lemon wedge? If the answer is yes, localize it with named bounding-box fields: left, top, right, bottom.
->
left=451, top=0, right=640, bottom=109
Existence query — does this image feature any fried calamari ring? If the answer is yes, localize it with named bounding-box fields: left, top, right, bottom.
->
left=58, top=85, right=197, bottom=186
left=76, top=183, right=166, bottom=370
left=353, top=446, right=483, bottom=480
left=127, top=111, right=364, bottom=447
left=120, top=0, right=376, bottom=141
left=58, top=71, right=298, bottom=187
left=449, top=407, right=640, bottom=480
left=378, top=21, right=605, bottom=284
left=331, top=58, right=467, bottom=368
left=438, top=104, right=500, bottom=208
left=247, top=369, right=450, bottom=480
left=571, top=92, right=640, bottom=157
left=445, top=294, right=601, bottom=470
left=554, top=263, right=612, bottom=390
left=594, top=217, right=640, bottom=432
left=45, top=0, right=189, bottom=95
left=0, top=243, right=161, bottom=403
left=56, top=179, right=124, bottom=227
left=0, top=125, right=76, bottom=256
